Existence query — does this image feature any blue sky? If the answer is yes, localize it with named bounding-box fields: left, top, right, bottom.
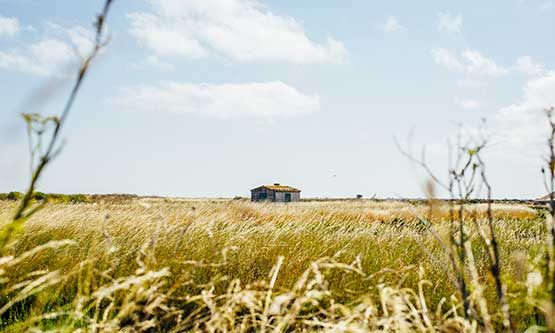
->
left=0, top=0, right=554, bottom=198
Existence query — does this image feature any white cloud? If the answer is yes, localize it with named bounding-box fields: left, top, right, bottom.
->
left=431, top=48, right=465, bottom=72
left=492, top=71, right=555, bottom=155
left=127, top=0, right=348, bottom=64
left=30, top=39, right=74, bottom=64
left=539, top=1, right=553, bottom=11
left=382, top=16, right=405, bottom=33
left=515, top=56, right=545, bottom=76
left=0, top=38, right=74, bottom=76
left=0, top=15, right=20, bottom=37
left=437, top=12, right=463, bottom=33
left=462, top=49, right=509, bottom=77
left=128, top=13, right=208, bottom=59
left=0, top=22, right=95, bottom=76
left=46, top=22, right=95, bottom=56
left=111, top=81, right=320, bottom=119
left=455, top=98, right=481, bottom=110
left=431, top=48, right=509, bottom=77
left=145, top=55, right=175, bottom=70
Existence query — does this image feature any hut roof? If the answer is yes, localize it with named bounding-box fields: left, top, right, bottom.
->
left=251, top=184, right=301, bottom=193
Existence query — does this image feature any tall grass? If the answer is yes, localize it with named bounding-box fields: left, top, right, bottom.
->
left=2, top=0, right=555, bottom=331
left=0, top=199, right=548, bottom=331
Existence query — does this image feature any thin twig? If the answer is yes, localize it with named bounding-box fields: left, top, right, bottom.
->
left=0, top=0, right=115, bottom=253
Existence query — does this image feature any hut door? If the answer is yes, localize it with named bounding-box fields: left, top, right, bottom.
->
left=284, top=193, right=291, bottom=202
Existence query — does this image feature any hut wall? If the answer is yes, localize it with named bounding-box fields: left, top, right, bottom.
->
left=251, top=188, right=276, bottom=202
left=275, top=192, right=300, bottom=202
left=251, top=188, right=300, bottom=202
left=275, top=192, right=285, bottom=202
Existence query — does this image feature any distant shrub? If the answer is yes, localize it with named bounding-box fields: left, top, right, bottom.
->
left=356, top=194, right=363, bottom=199
left=44, top=194, right=64, bottom=203
left=89, top=194, right=139, bottom=203
left=6, top=191, right=23, bottom=201
left=39, top=193, right=91, bottom=204
left=33, top=192, right=48, bottom=201
left=69, top=194, right=89, bottom=204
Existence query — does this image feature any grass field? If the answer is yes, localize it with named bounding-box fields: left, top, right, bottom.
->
left=3, top=0, right=555, bottom=331
left=0, top=197, right=550, bottom=331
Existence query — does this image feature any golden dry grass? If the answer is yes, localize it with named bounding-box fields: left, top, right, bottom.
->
left=0, top=198, right=548, bottom=331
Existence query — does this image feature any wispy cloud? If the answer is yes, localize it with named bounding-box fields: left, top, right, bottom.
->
left=514, top=56, right=545, bottom=76
left=111, top=81, right=321, bottom=119
left=0, top=15, right=20, bottom=37
left=0, top=39, right=75, bottom=76
left=431, top=48, right=465, bottom=72
left=437, top=12, right=463, bottom=33
left=0, top=21, right=95, bottom=76
left=463, top=49, right=509, bottom=77
left=539, top=1, right=553, bottom=11
left=127, top=0, right=348, bottom=64
left=46, top=22, right=95, bottom=57
left=431, top=48, right=509, bottom=77
left=381, top=16, right=405, bottom=33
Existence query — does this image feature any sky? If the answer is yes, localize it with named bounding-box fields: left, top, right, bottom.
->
left=0, top=0, right=554, bottom=199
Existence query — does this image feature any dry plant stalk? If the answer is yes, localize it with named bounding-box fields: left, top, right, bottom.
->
left=397, top=124, right=514, bottom=332
left=0, top=0, right=115, bottom=253
left=541, top=106, right=555, bottom=331
left=0, top=0, right=116, bottom=330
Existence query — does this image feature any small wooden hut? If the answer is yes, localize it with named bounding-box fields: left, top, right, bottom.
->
left=250, top=183, right=301, bottom=202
